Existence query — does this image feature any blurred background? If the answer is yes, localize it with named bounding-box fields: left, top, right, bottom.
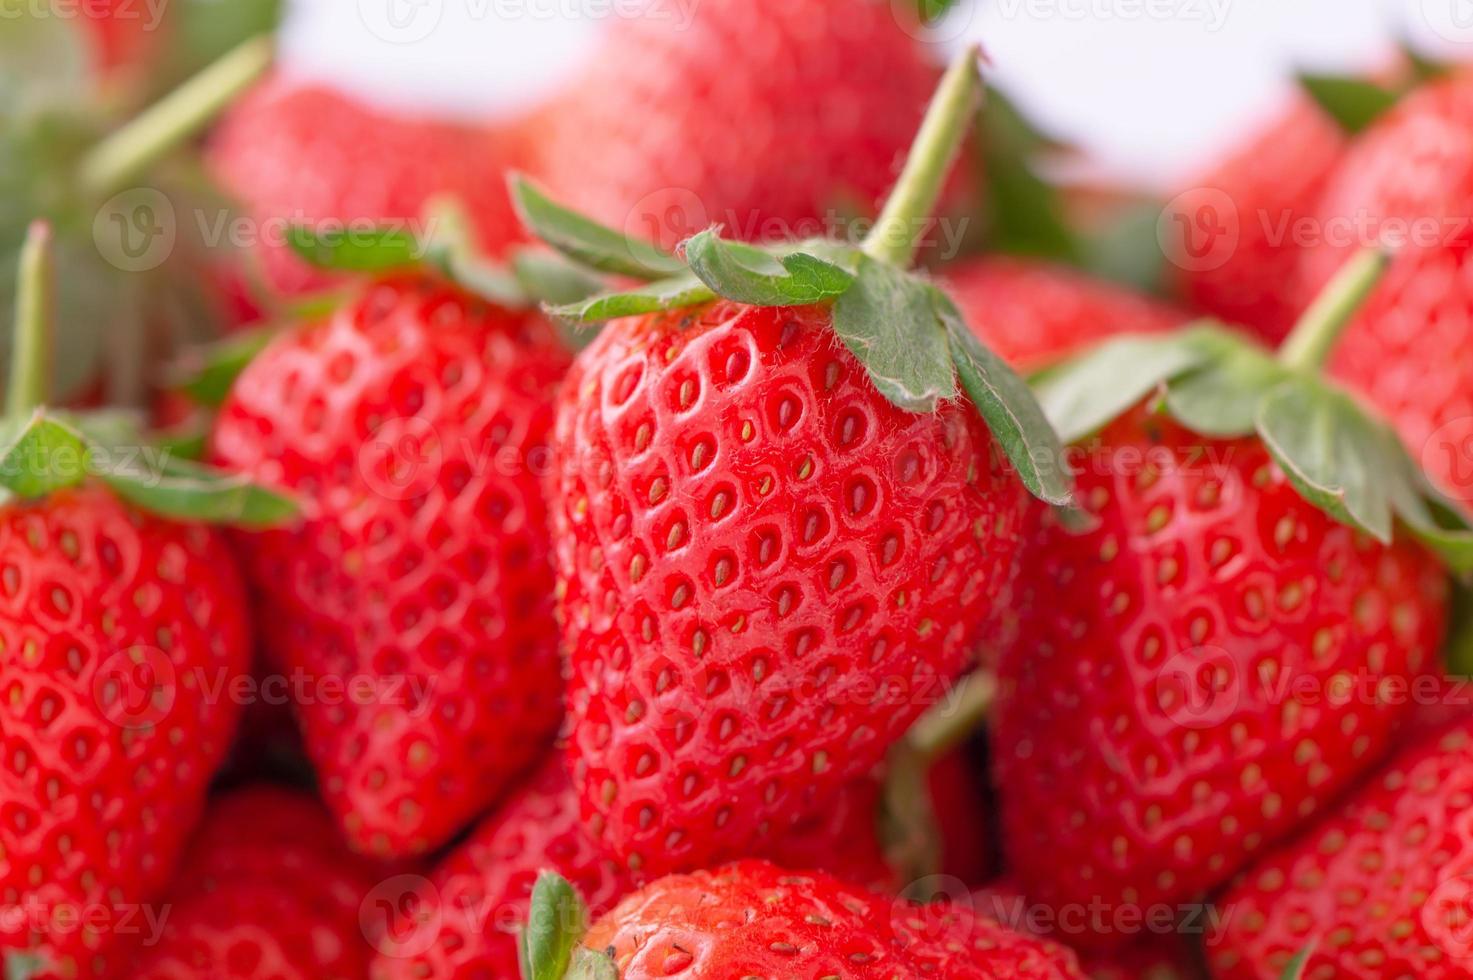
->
left=282, top=0, right=1473, bottom=185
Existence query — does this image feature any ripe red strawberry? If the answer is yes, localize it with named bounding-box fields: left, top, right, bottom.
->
left=208, top=79, right=528, bottom=303
left=1167, top=96, right=1347, bottom=342
left=1207, top=718, right=1473, bottom=978
left=1297, top=71, right=1473, bottom=513
left=127, top=786, right=381, bottom=979
left=0, top=225, right=281, bottom=979
left=74, top=0, right=166, bottom=77
left=521, top=0, right=940, bottom=249
left=992, top=251, right=1461, bottom=950
left=210, top=274, right=570, bottom=857
left=529, top=860, right=1088, bottom=978
left=535, top=49, right=1067, bottom=883
left=942, top=257, right=1189, bottom=371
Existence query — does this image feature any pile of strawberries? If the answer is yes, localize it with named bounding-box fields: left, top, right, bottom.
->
left=6, top=1, right=1473, bottom=978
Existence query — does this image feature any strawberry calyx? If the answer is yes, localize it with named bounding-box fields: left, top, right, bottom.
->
left=507, top=49, right=1073, bottom=507
left=3, top=951, right=47, bottom=980
left=1033, top=247, right=1473, bottom=573
left=520, top=872, right=618, bottom=980
left=0, top=222, right=296, bottom=527
left=1297, top=45, right=1448, bottom=136
left=1279, top=942, right=1316, bottom=980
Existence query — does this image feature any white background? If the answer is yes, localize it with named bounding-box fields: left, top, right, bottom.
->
left=277, top=0, right=1473, bottom=187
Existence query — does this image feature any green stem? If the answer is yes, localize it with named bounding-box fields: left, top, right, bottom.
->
left=78, top=34, right=274, bottom=198
left=861, top=46, right=984, bottom=269
left=8, top=222, right=55, bottom=417
left=1277, top=247, right=1391, bottom=372
left=905, top=670, right=995, bottom=762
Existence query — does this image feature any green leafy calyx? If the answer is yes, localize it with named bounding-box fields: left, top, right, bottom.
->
left=520, top=872, right=618, bottom=980
left=1032, top=251, right=1473, bottom=571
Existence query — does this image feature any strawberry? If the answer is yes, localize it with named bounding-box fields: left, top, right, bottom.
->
left=208, top=79, right=528, bottom=304
left=992, top=249, right=1465, bottom=949
left=127, top=786, right=381, bottom=979
left=524, top=52, right=1069, bottom=879
left=209, top=241, right=572, bottom=856
left=73, top=0, right=166, bottom=77
left=0, top=225, right=292, bottom=979
left=1207, top=718, right=1473, bottom=978
left=520, top=0, right=940, bottom=249
left=941, top=257, right=1189, bottom=371
left=523, top=861, right=1089, bottom=979
left=1166, top=96, right=1347, bottom=342
left=1297, top=70, right=1473, bottom=513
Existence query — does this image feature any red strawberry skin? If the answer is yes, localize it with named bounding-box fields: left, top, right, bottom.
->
left=585, top=860, right=1089, bottom=978
left=992, top=409, right=1447, bottom=947
left=369, top=758, right=635, bottom=980
left=210, top=277, right=569, bottom=857
left=128, top=786, right=381, bottom=980
left=208, top=79, right=527, bottom=301
left=1167, top=97, right=1347, bottom=342
left=942, top=258, right=1188, bottom=371
left=0, top=487, right=251, bottom=979
left=522, top=0, right=939, bottom=248
left=1297, top=73, right=1473, bottom=513
left=1209, top=719, right=1473, bottom=979
left=75, top=0, right=165, bottom=76
left=551, top=299, right=1027, bottom=878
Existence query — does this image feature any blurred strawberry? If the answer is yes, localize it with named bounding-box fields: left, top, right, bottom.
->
left=72, top=0, right=167, bottom=77
left=128, top=787, right=381, bottom=979
left=1166, top=96, right=1347, bottom=342
left=942, top=257, right=1189, bottom=371
left=1298, top=70, right=1473, bottom=514
left=208, top=78, right=528, bottom=303
left=521, top=0, right=940, bottom=249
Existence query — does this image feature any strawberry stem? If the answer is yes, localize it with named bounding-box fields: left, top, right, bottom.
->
left=861, top=46, right=985, bottom=270
left=7, top=222, right=55, bottom=417
left=78, top=34, right=274, bottom=198
left=1277, top=248, right=1391, bottom=372
left=905, top=670, right=995, bottom=762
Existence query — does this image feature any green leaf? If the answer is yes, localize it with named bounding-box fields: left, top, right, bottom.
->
left=286, top=225, right=422, bottom=273
left=509, top=175, right=686, bottom=280
left=99, top=454, right=299, bottom=529
left=978, top=93, right=1082, bottom=264
left=521, top=872, right=589, bottom=980
left=1081, top=200, right=1170, bottom=295
left=512, top=251, right=606, bottom=307
left=169, top=326, right=277, bottom=408
left=1448, top=585, right=1473, bottom=677
left=0, top=412, right=90, bottom=499
left=830, top=256, right=955, bottom=413
left=916, top=0, right=964, bottom=23
left=1255, top=381, right=1394, bottom=543
left=549, top=274, right=716, bottom=325
left=1298, top=73, right=1401, bottom=135
left=1031, top=328, right=1221, bottom=445
left=421, top=197, right=528, bottom=308
left=938, top=289, right=1072, bottom=506
left=1381, top=429, right=1473, bottom=574
left=1279, top=943, right=1316, bottom=980
left=1164, top=338, right=1287, bottom=437
left=684, top=230, right=855, bottom=306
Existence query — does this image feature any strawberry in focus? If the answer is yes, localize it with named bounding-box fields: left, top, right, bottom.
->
left=210, top=274, right=570, bottom=857
left=128, top=787, right=382, bottom=980
left=521, top=0, right=940, bottom=249
left=533, top=52, right=1069, bottom=880
left=525, top=861, right=1089, bottom=979
left=992, top=250, right=1461, bottom=949
left=1208, top=718, right=1473, bottom=978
